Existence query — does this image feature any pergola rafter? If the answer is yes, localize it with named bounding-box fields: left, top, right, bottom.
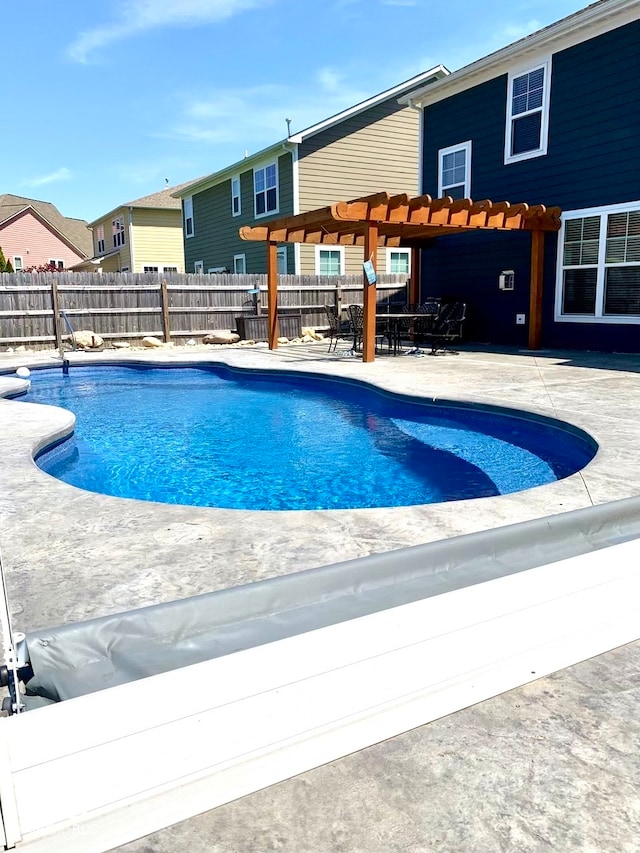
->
left=240, top=191, right=561, bottom=361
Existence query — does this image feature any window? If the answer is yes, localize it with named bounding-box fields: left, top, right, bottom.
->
left=254, top=162, right=278, bottom=217
left=194, top=260, right=204, bottom=274
left=184, top=197, right=194, bottom=237
left=112, top=216, right=125, bottom=248
left=96, top=225, right=105, bottom=254
left=438, top=141, right=471, bottom=199
left=315, top=246, right=344, bottom=276
left=505, top=60, right=550, bottom=164
left=556, top=201, right=640, bottom=323
left=387, top=249, right=410, bottom=275
left=231, top=177, right=241, bottom=216
left=143, top=266, right=159, bottom=273
left=277, top=246, right=287, bottom=275
left=163, top=266, right=178, bottom=273
left=233, top=254, right=246, bottom=274
left=48, top=259, right=64, bottom=269
left=13, top=256, right=23, bottom=271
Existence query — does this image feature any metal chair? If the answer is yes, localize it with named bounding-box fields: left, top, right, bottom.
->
left=426, top=302, right=467, bottom=354
left=324, top=304, right=343, bottom=352
left=347, top=304, right=364, bottom=352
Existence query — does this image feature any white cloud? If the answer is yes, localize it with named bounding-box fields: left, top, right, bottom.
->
left=497, top=18, right=542, bottom=42
left=25, top=168, right=72, bottom=187
left=158, top=75, right=370, bottom=148
left=68, top=0, right=270, bottom=63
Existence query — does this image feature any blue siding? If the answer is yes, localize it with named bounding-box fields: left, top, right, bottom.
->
left=420, top=20, right=640, bottom=352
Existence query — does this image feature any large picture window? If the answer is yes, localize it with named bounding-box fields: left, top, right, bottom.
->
left=254, top=163, right=278, bottom=217
left=556, top=202, right=640, bottom=323
left=505, top=60, right=550, bottom=164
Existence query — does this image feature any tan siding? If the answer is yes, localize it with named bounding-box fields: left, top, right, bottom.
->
left=297, top=100, right=420, bottom=215
left=299, top=245, right=398, bottom=276
left=93, top=208, right=131, bottom=270
left=131, top=209, right=185, bottom=272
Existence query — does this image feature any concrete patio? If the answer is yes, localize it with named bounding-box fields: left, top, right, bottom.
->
left=1, top=341, right=640, bottom=853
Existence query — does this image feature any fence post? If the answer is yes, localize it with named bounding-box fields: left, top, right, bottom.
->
left=160, top=280, right=171, bottom=343
left=335, top=281, right=342, bottom=319
left=51, top=280, right=62, bottom=353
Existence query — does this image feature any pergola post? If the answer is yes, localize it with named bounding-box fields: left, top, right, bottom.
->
left=528, top=230, right=545, bottom=350
left=409, top=247, right=420, bottom=305
left=362, top=224, right=379, bottom=363
left=267, top=240, right=279, bottom=350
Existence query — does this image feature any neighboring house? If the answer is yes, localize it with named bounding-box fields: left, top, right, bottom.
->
left=0, top=194, right=92, bottom=271
left=76, top=181, right=196, bottom=274
left=172, top=67, right=448, bottom=278
left=401, top=0, right=640, bottom=351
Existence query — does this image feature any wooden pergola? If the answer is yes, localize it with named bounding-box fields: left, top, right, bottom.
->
left=240, top=192, right=561, bottom=362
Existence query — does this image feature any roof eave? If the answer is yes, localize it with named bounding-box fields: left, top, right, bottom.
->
left=287, top=64, right=449, bottom=143
left=399, top=0, right=639, bottom=108
left=1, top=204, right=88, bottom=257
left=171, top=141, right=290, bottom=199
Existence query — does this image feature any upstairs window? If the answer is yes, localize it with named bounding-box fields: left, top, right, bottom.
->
left=231, top=177, right=241, bottom=216
left=96, top=225, right=105, bottom=254
left=556, top=202, right=640, bottom=322
left=184, top=197, right=194, bottom=237
left=438, top=141, right=471, bottom=199
left=112, top=216, right=125, bottom=248
left=254, top=162, right=278, bottom=217
left=505, top=60, right=550, bottom=164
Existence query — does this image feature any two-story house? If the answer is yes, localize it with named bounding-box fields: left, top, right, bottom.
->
left=75, top=181, right=196, bottom=274
left=172, top=67, right=448, bottom=279
left=401, top=0, right=639, bottom=351
left=0, top=194, right=91, bottom=271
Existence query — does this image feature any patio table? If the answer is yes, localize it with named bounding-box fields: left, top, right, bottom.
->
left=375, top=312, right=435, bottom=355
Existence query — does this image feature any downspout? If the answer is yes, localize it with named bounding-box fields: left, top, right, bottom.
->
left=128, top=206, right=136, bottom=272
left=283, top=141, right=300, bottom=274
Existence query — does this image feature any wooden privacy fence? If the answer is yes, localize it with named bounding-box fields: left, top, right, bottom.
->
left=0, top=272, right=408, bottom=349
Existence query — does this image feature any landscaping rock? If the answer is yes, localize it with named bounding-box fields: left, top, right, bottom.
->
left=203, top=331, right=240, bottom=345
left=141, top=336, right=164, bottom=348
left=72, top=330, right=104, bottom=349
left=111, top=341, right=131, bottom=349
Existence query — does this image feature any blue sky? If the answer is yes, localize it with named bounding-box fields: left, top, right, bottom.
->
left=2, top=0, right=590, bottom=223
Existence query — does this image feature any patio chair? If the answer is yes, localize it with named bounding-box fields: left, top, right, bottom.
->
left=324, top=304, right=343, bottom=352
left=347, top=304, right=386, bottom=353
left=427, top=301, right=467, bottom=354
left=347, top=304, right=364, bottom=352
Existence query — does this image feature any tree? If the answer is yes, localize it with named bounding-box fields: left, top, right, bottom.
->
left=0, top=246, right=6, bottom=273
left=5, top=258, right=13, bottom=273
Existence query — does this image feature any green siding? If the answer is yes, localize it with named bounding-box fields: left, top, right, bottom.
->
left=184, top=151, right=294, bottom=274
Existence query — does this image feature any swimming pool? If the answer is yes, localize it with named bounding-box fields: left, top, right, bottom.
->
left=26, top=364, right=597, bottom=511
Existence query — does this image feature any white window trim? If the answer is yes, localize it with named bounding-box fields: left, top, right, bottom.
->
left=438, top=141, right=472, bottom=199
left=143, top=265, right=160, bottom=273
left=554, top=199, right=640, bottom=325
left=163, top=266, right=178, bottom=273
left=504, top=57, right=551, bottom=166
left=208, top=267, right=227, bottom=273
left=277, top=246, right=287, bottom=275
left=386, top=248, right=411, bottom=275
left=233, top=254, right=247, bottom=274
left=48, top=259, right=64, bottom=269
left=253, top=160, right=279, bottom=219
left=231, top=176, right=241, bottom=217
left=13, top=256, right=23, bottom=271
left=184, top=197, right=194, bottom=238
left=194, top=260, right=204, bottom=274
left=314, top=245, right=345, bottom=276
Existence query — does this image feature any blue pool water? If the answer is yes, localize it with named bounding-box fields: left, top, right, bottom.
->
left=25, top=365, right=597, bottom=511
